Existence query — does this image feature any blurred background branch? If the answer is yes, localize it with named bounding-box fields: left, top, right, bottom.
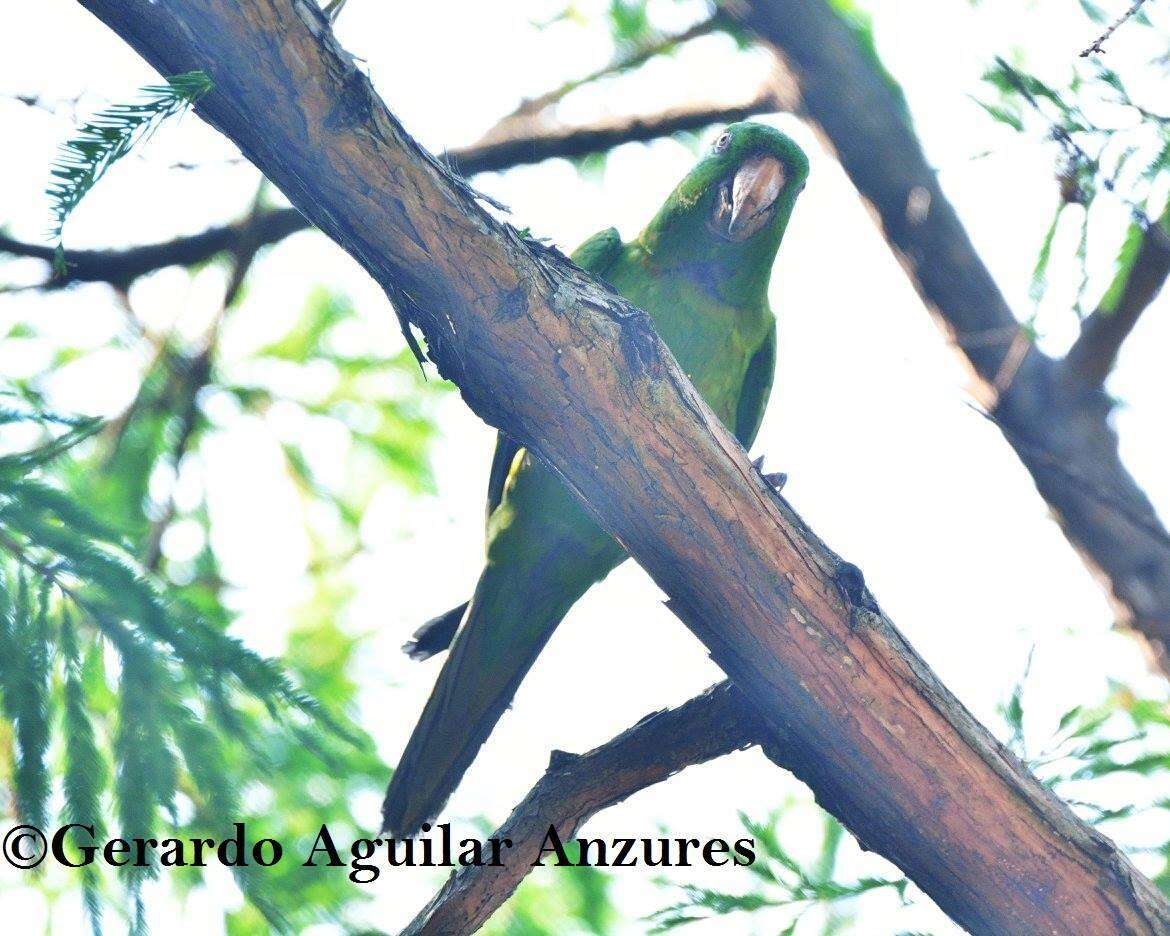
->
left=722, top=0, right=1170, bottom=669
left=1, top=93, right=777, bottom=291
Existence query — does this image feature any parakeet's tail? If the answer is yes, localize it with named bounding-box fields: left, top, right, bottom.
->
left=402, top=601, right=468, bottom=661
left=381, top=572, right=571, bottom=837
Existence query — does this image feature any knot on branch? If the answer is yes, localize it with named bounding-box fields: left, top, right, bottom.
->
left=547, top=749, right=580, bottom=771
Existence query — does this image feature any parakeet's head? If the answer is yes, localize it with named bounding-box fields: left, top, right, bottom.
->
left=638, top=121, right=809, bottom=300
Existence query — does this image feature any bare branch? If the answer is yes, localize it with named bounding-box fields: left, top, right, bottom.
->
left=1, top=95, right=775, bottom=289
left=401, top=682, right=763, bottom=936
left=0, top=209, right=307, bottom=289
left=730, top=0, right=1170, bottom=665
left=74, top=1, right=1170, bottom=930
left=1066, top=211, right=1170, bottom=385
left=1080, top=0, right=1150, bottom=57
left=490, top=13, right=729, bottom=128
left=449, top=91, right=776, bottom=176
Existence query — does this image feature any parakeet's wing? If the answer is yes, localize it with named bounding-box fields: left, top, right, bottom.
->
left=734, top=325, right=776, bottom=448
left=571, top=225, right=623, bottom=279
left=484, top=227, right=625, bottom=519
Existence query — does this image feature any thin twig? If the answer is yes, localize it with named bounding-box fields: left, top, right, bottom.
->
left=1080, top=0, right=1151, bottom=57
left=993, top=57, right=1152, bottom=225
left=494, top=13, right=729, bottom=128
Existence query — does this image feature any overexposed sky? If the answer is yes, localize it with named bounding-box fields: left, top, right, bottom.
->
left=2, top=1, right=1170, bottom=933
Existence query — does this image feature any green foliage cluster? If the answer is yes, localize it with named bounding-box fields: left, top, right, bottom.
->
left=647, top=811, right=906, bottom=934
left=1, top=254, right=448, bottom=932
left=1001, top=665, right=1170, bottom=892
left=976, top=2, right=1170, bottom=318
left=0, top=392, right=369, bottom=933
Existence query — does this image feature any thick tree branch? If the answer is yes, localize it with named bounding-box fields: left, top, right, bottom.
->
left=401, top=682, right=763, bottom=936
left=74, top=1, right=1170, bottom=932
left=1066, top=212, right=1170, bottom=386
left=0, top=95, right=775, bottom=289
left=731, top=0, right=1170, bottom=665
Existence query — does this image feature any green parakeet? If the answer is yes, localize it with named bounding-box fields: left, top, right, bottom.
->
left=383, top=122, right=809, bottom=836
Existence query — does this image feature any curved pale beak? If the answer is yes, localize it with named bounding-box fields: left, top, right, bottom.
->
left=728, top=155, right=785, bottom=241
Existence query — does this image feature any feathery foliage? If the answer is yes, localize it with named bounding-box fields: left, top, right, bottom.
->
left=0, top=392, right=369, bottom=933
left=648, top=812, right=906, bottom=934
left=1003, top=665, right=1170, bottom=838
left=976, top=2, right=1170, bottom=320
left=47, top=71, right=212, bottom=274
left=0, top=269, right=446, bottom=931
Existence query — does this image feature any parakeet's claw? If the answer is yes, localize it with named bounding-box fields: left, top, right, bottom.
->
left=752, top=455, right=787, bottom=492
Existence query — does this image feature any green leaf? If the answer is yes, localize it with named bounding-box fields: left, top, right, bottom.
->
left=1030, top=203, right=1068, bottom=305
left=1076, top=0, right=1108, bottom=23
left=974, top=98, right=1024, bottom=132
left=1095, top=219, right=1141, bottom=313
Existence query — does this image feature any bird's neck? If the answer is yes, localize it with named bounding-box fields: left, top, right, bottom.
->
left=634, top=232, right=779, bottom=308
left=634, top=200, right=790, bottom=308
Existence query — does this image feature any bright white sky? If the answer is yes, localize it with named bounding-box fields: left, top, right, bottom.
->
left=2, top=1, right=1170, bottom=934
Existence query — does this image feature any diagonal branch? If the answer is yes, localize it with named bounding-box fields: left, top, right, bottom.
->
left=447, top=91, right=776, bottom=177
left=504, top=14, right=728, bottom=122
left=730, top=0, right=1170, bottom=667
left=487, top=12, right=730, bottom=130
left=74, top=0, right=1170, bottom=931
left=1, top=94, right=776, bottom=290
left=401, top=682, right=764, bottom=936
left=1080, top=0, right=1151, bottom=57
left=1066, top=210, right=1170, bottom=385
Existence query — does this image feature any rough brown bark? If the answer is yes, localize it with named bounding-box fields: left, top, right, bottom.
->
left=0, top=96, right=775, bottom=289
left=731, top=0, right=1170, bottom=665
left=402, top=683, right=764, bottom=936
left=74, top=1, right=1170, bottom=933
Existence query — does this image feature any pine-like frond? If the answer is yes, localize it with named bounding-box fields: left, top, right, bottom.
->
left=0, top=388, right=373, bottom=932
left=46, top=71, right=213, bottom=273
left=60, top=612, right=107, bottom=936
left=10, top=575, right=53, bottom=830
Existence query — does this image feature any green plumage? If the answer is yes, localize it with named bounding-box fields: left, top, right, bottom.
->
left=384, top=122, right=809, bottom=835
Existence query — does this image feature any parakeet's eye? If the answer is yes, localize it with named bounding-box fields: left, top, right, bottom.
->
left=713, top=131, right=731, bottom=153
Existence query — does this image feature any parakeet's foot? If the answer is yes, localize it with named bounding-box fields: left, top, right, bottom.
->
left=752, top=454, right=788, bottom=492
